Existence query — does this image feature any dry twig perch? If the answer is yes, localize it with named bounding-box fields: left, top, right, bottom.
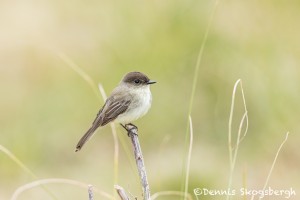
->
left=116, top=124, right=151, bottom=200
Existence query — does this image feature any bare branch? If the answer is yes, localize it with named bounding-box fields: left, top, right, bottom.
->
left=125, top=124, right=151, bottom=200
left=115, top=185, right=130, bottom=200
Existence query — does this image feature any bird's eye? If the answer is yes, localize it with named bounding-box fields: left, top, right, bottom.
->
left=134, top=79, right=140, bottom=84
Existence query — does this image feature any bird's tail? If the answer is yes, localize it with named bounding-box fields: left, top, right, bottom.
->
left=75, top=127, right=97, bottom=152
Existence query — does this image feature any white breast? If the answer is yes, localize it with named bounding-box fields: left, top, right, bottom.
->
left=115, top=86, right=152, bottom=124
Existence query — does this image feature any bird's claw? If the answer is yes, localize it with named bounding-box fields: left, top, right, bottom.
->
left=120, top=123, right=138, bottom=137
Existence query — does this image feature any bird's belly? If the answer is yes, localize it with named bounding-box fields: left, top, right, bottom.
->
left=115, top=89, right=152, bottom=124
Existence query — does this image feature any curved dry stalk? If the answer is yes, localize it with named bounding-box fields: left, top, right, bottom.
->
left=250, top=132, right=289, bottom=200
left=263, top=132, right=289, bottom=189
left=11, top=178, right=114, bottom=200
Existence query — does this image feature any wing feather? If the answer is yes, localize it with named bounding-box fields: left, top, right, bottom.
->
left=75, top=96, right=131, bottom=151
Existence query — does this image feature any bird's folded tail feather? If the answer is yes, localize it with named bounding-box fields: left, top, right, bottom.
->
left=75, top=127, right=97, bottom=152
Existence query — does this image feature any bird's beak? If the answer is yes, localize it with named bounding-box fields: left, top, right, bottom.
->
left=147, top=80, right=156, bottom=84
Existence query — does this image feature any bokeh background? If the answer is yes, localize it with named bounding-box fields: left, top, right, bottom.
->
left=0, top=0, right=299, bottom=199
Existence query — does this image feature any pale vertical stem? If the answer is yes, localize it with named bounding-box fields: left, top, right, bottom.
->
left=99, top=84, right=119, bottom=198
left=227, top=80, right=241, bottom=200
left=182, top=1, right=219, bottom=198
left=227, top=79, right=248, bottom=200
left=184, top=116, right=194, bottom=199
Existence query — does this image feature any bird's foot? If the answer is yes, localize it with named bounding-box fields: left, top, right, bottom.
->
left=120, top=123, right=138, bottom=137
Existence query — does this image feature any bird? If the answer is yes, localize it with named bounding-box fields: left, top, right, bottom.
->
left=75, top=71, right=156, bottom=152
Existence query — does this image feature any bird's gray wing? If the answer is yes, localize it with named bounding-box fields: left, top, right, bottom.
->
left=75, top=97, right=131, bottom=151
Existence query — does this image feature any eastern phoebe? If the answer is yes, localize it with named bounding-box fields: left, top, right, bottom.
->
left=75, top=71, right=156, bottom=152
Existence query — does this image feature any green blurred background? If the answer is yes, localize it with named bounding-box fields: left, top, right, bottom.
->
left=0, top=0, right=299, bottom=199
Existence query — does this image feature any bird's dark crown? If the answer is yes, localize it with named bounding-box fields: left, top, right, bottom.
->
left=122, top=72, right=150, bottom=85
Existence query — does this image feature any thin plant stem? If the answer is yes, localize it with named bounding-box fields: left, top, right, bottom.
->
left=181, top=1, right=219, bottom=199
left=98, top=84, right=139, bottom=196
left=56, top=51, right=101, bottom=101
left=0, top=145, right=37, bottom=179
left=262, top=132, right=289, bottom=190
left=98, top=83, right=120, bottom=198
left=183, top=116, right=194, bottom=200
left=227, top=79, right=248, bottom=200
left=0, top=145, right=58, bottom=200
left=250, top=132, right=289, bottom=200
left=231, top=112, right=248, bottom=172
